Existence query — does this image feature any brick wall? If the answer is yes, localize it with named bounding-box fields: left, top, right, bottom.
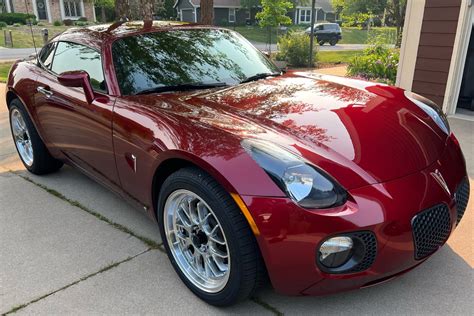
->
left=12, top=0, right=96, bottom=23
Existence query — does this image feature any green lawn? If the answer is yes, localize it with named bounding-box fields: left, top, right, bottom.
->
left=0, top=62, right=13, bottom=83
left=233, top=25, right=397, bottom=45
left=318, top=50, right=361, bottom=64
left=1, top=25, right=69, bottom=48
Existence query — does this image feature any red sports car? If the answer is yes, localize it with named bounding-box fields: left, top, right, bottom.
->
left=6, top=21, right=470, bottom=306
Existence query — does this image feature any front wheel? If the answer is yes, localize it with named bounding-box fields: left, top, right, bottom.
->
left=318, top=40, right=326, bottom=46
left=329, top=38, right=338, bottom=46
left=157, top=167, right=265, bottom=306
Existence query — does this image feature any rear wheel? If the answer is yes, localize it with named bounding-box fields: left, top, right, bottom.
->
left=318, top=40, right=326, bottom=46
left=9, top=99, right=63, bottom=174
left=329, top=38, right=338, bottom=46
left=157, top=167, right=265, bottom=306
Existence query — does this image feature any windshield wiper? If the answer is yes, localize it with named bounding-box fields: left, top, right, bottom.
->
left=240, top=72, right=282, bottom=84
left=135, top=82, right=228, bottom=95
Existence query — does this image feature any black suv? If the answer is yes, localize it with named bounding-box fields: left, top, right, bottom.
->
left=305, top=23, right=342, bottom=46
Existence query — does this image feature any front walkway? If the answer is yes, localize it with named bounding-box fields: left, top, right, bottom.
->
left=0, top=84, right=472, bottom=314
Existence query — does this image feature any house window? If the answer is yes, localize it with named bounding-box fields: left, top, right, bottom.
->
left=299, top=9, right=312, bottom=24
left=64, top=0, right=82, bottom=18
left=229, top=8, right=236, bottom=23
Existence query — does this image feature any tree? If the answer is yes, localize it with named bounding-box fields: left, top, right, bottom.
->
left=201, top=0, right=214, bottom=25
left=139, top=0, right=155, bottom=20
left=157, top=0, right=177, bottom=19
left=115, top=0, right=131, bottom=19
left=256, top=0, right=293, bottom=27
left=94, top=0, right=114, bottom=22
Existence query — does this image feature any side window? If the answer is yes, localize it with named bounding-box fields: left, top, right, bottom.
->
left=51, top=41, right=106, bottom=93
left=39, top=42, right=56, bottom=69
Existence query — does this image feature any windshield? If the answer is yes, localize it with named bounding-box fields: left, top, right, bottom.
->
left=112, top=28, right=280, bottom=95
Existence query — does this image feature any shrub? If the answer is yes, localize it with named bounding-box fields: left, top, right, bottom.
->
left=347, top=38, right=399, bottom=84
left=78, top=17, right=88, bottom=22
left=0, top=21, right=7, bottom=29
left=276, top=31, right=317, bottom=67
left=63, top=19, right=74, bottom=26
left=0, top=13, right=36, bottom=25
left=74, top=21, right=89, bottom=27
left=53, top=20, right=62, bottom=26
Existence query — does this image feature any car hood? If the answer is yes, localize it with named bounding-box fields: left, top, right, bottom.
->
left=138, top=72, right=448, bottom=189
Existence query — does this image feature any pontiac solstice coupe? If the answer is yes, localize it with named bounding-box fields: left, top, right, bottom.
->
left=6, top=21, right=470, bottom=306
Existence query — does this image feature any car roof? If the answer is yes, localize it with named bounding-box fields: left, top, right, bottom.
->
left=55, top=21, right=204, bottom=50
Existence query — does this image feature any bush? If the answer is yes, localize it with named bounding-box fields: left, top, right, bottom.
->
left=53, top=20, right=62, bottom=26
left=276, top=31, right=317, bottom=67
left=78, top=17, right=88, bottom=22
left=0, top=13, right=36, bottom=25
left=347, top=38, right=399, bottom=84
left=63, top=19, right=74, bottom=26
left=74, top=21, right=89, bottom=27
left=0, top=21, right=7, bottom=29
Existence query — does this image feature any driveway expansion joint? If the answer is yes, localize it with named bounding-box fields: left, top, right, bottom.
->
left=2, top=249, right=152, bottom=315
left=251, top=296, right=284, bottom=316
left=14, top=172, right=164, bottom=251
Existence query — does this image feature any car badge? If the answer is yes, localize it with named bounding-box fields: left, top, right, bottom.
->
left=431, top=169, right=450, bottom=196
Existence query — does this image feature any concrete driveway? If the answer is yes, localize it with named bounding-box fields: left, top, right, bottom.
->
left=0, top=84, right=473, bottom=315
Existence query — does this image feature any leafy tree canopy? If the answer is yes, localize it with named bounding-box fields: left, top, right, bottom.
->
left=256, top=0, right=293, bottom=27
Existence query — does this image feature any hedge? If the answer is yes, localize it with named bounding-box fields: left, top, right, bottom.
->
left=0, top=13, right=37, bottom=25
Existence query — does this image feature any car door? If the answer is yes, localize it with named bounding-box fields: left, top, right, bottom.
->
left=33, top=41, right=121, bottom=188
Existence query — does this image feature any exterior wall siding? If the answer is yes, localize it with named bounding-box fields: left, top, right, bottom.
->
left=411, top=0, right=462, bottom=107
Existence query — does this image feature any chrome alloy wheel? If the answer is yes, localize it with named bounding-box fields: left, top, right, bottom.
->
left=164, top=189, right=231, bottom=293
left=11, top=108, right=34, bottom=167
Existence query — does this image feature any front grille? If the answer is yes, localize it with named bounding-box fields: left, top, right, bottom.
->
left=455, top=179, right=470, bottom=224
left=348, top=232, right=377, bottom=273
left=412, top=204, right=451, bottom=260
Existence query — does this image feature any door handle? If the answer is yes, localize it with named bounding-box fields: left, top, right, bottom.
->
left=37, top=86, right=53, bottom=97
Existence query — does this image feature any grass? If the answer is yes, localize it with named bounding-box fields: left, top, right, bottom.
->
left=0, top=62, right=13, bottom=82
left=0, top=25, right=69, bottom=48
left=232, top=25, right=396, bottom=45
left=318, top=50, right=362, bottom=64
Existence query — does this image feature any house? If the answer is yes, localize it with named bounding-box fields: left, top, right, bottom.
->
left=397, top=0, right=473, bottom=116
left=174, top=0, right=336, bottom=25
left=1, top=0, right=96, bottom=23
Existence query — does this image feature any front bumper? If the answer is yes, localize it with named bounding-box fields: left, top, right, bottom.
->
left=243, top=134, right=469, bottom=296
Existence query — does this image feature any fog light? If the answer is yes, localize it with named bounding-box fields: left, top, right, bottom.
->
left=319, top=236, right=353, bottom=268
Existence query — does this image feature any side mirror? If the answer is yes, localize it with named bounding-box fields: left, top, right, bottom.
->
left=58, top=70, right=95, bottom=104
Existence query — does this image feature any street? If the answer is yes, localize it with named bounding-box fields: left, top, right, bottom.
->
left=0, top=84, right=473, bottom=315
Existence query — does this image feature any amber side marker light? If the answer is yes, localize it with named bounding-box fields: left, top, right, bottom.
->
left=231, top=193, right=261, bottom=236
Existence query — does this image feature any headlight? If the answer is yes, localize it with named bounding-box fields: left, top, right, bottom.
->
left=405, top=91, right=450, bottom=135
left=242, top=139, right=347, bottom=209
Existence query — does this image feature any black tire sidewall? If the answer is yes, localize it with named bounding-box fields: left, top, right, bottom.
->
left=157, top=170, right=252, bottom=306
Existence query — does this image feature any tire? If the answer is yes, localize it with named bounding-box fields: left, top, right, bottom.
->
left=157, top=167, right=266, bottom=306
left=9, top=98, right=63, bottom=174
left=318, top=40, right=325, bottom=46
left=329, top=38, right=338, bottom=46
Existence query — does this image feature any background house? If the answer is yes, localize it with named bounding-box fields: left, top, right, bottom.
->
left=174, top=0, right=336, bottom=25
left=397, top=0, right=473, bottom=117
left=1, top=0, right=96, bottom=23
